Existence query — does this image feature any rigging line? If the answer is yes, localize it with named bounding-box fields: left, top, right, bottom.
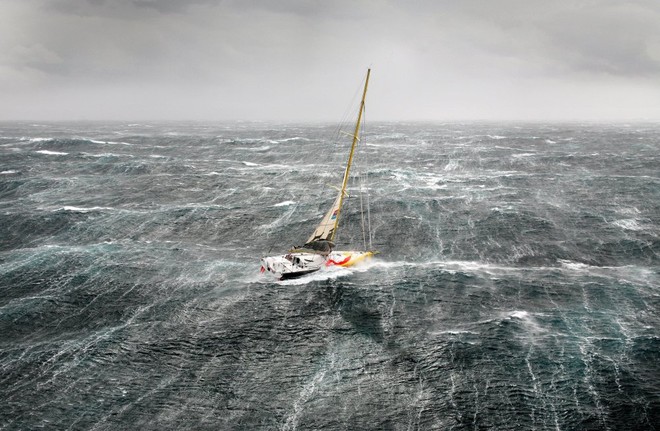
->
left=297, top=96, right=358, bottom=244
left=359, top=158, right=367, bottom=250
left=330, top=69, right=370, bottom=244
left=361, top=105, right=373, bottom=250
left=312, top=72, right=368, bottom=243
left=329, top=73, right=369, bottom=163
left=357, top=105, right=368, bottom=250
left=303, top=71, right=370, bottom=246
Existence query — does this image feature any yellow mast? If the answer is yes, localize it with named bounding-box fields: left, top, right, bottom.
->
left=330, top=68, right=371, bottom=242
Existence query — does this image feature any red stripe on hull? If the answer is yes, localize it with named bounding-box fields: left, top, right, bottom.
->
left=326, top=256, right=351, bottom=266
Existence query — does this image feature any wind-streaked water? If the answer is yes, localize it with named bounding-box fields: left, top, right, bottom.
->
left=1, top=121, right=659, bottom=430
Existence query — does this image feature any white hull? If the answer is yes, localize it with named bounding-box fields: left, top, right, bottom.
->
left=261, top=250, right=374, bottom=280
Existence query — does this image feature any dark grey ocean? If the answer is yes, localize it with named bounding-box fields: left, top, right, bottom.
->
left=1, top=121, right=659, bottom=430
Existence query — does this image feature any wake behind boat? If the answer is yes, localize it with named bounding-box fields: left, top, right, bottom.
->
left=261, top=69, right=375, bottom=280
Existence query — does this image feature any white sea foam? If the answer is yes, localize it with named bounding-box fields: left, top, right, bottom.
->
left=82, top=152, right=132, bottom=158
left=56, top=206, right=113, bottom=213
left=358, top=260, right=409, bottom=271
left=444, top=160, right=460, bottom=171
left=149, top=154, right=167, bottom=159
left=488, top=170, right=525, bottom=178
left=89, top=139, right=132, bottom=146
left=0, top=170, right=17, bottom=174
left=392, top=259, right=601, bottom=276
left=491, top=205, right=516, bottom=213
left=282, top=360, right=326, bottom=431
left=276, top=137, right=310, bottom=143
left=35, top=150, right=68, bottom=155
left=276, top=266, right=352, bottom=285
left=432, top=329, right=478, bottom=336
left=241, top=161, right=259, bottom=167
left=505, top=310, right=545, bottom=333
left=612, top=219, right=643, bottom=231
left=415, top=172, right=448, bottom=190
left=273, top=200, right=296, bottom=207
left=239, top=145, right=271, bottom=152
left=616, top=206, right=641, bottom=215
left=558, top=260, right=590, bottom=270
left=366, top=259, right=517, bottom=276
left=493, top=145, right=527, bottom=151
left=509, top=310, right=529, bottom=319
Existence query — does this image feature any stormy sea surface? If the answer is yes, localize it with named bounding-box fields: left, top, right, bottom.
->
left=1, top=121, right=659, bottom=430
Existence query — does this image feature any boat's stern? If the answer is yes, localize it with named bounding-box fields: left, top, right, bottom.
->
left=260, top=252, right=327, bottom=280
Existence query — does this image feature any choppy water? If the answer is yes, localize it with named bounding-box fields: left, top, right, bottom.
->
left=1, top=121, right=659, bottom=430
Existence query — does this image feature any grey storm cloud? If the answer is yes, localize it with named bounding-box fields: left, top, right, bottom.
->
left=1, top=0, right=659, bottom=121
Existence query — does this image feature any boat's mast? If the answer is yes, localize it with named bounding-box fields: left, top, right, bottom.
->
left=330, top=68, right=370, bottom=242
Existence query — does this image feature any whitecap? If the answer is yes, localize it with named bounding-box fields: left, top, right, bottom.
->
left=241, top=161, right=259, bottom=167
left=56, top=206, right=113, bottom=213
left=89, top=139, right=132, bottom=146
left=491, top=205, right=515, bottom=213
left=431, top=329, right=477, bottom=336
left=509, top=310, right=529, bottom=319
left=558, top=260, right=590, bottom=270
left=617, top=207, right=641, bottom=215
left=82, top=152, right=132, bottom=158
left=273, top=200, right=296, bottom=207
left=0, top=170, right=17, bottom=175
left=505, top=310, right=545, bottom=333
left=35, top=150, right=68, bottom=155
left=444, top=160, right=460, bottom=171
left=612, top=219, right=643, bottom=231
left=275, top=137, right=310, bottom=143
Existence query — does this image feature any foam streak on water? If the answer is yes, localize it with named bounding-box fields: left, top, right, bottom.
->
left=0, top=121, right=659, bottom=430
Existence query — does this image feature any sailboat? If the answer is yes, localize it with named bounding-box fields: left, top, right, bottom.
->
left=260, top=69, right=375, bottom=280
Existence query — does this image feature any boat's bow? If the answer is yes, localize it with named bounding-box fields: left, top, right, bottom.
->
left=326, top=250, right=375, bottom=267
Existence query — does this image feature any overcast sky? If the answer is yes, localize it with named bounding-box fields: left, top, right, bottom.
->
left=1, top=0, right=659, bottom=121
